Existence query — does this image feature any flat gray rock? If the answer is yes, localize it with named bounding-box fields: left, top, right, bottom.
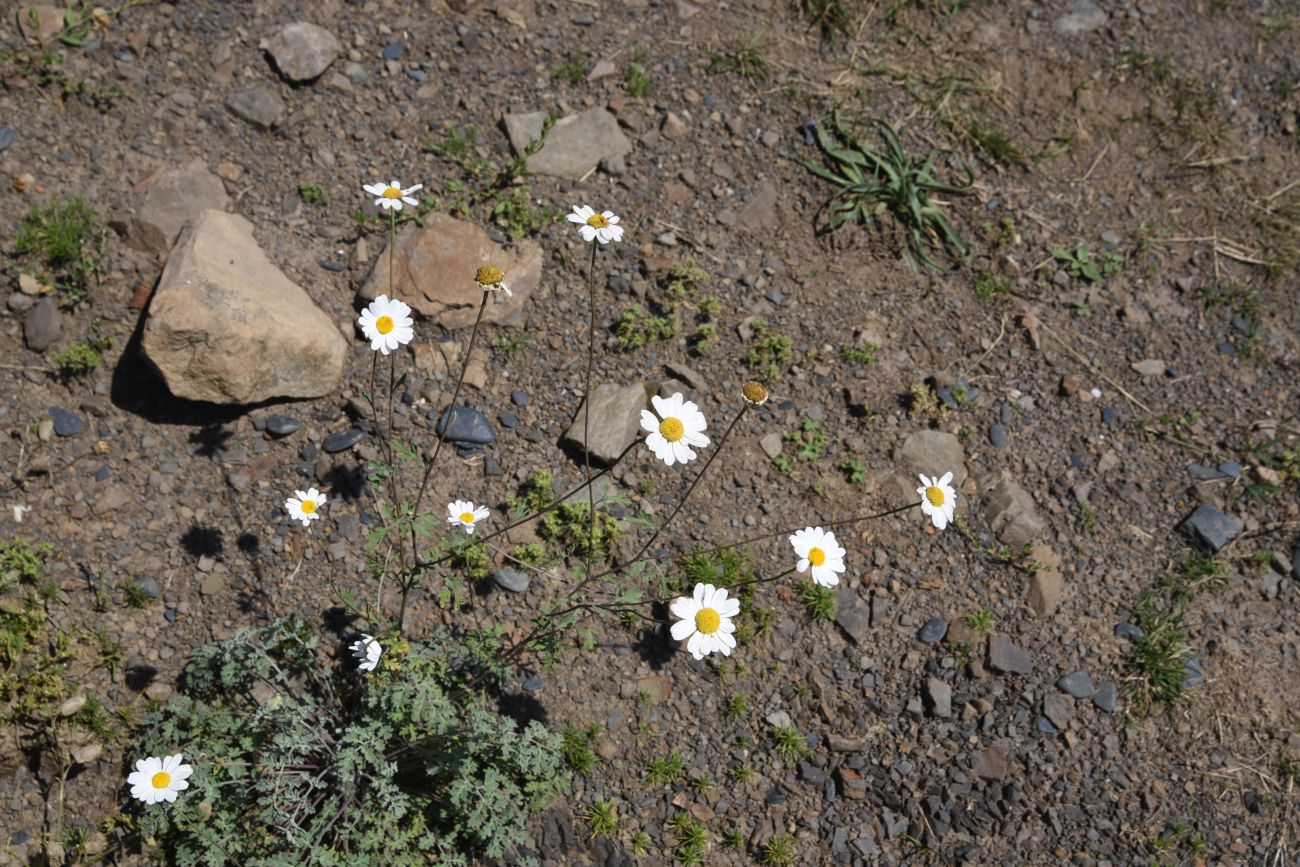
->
left=982, top=471, right=1046, bottom=548
left=23, top=297, right=62, bottom=351
left=226, top=86, right=286, bottom=129
left=1178, top=504, right=1240, bottom=553
left=503, top=108, right=632, bottom=180
left=561, top=383, right=646, bottom=465
left=1056, top=671, right=1095, bottom=698
left=987, top=634, right=1033, bottom=675
left=492, top=567, right=530, bottom=593
left=834, top=593, right=871, bottom=645
left=263, top=22, right=340, bottom=82
left=141, top=210, right=347, bottom=404
left=130, top=160, right=229, bottom=256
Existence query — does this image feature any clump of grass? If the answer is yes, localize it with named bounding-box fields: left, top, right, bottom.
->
left=963, top=117, right=1027, bottom=167
left=764, top=834, right=798, bottom=866
left=772, top=725, right=810, bottom=760
left=802, top=115, right=972, bottom=270
left=963, top=607, right=994, bottom=634
left=551, top=51, right=590, bottom=85
left=645, top=751, right=686, bottom=784
left=974, top=269, right=1013, bottom=300
left=625, top=52, right=651, bottom=96
left=119, top=579, right=152, bottom=609
left=52, top=317, right=113, bottom=377
left=582, top=800, right=618, bottom=839
left=707, top=36, right=771, bottom=79
left=15, top=197, right=106, bottom=303
left=1124, top=591, right=1193, bottom=714
left=726, top=692, right=749, bottom=721
left=561, top=723, right=601, bottom=776
left=793, top=580, right=835, bottom=622
left=839, top=341, right=877, bottom=365
left=668, top=813, right=708, bottom=866
left=298, top=183, right=330, bottom=205
left=723, top=826, right=746, bottom=851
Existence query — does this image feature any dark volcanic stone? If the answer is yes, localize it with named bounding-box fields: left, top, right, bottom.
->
left=918, top=617, right=948, bottom=643
left=265, top=414, right=300, bottom=437
left=49, top=406, right=86, bottom=437
left=511, top=390, right=529, bottom=407
left=1178, top=504, right=1241, bottom=552
left=434, top=405, right=495, bottom=444
left=1092, top=681, right=1117, bottom=713
left=1114, top=622, right=1144, bottom=641
left=323, top=429, right=366, bottom=452
left=1056, top=671, right=1095, bottom=698
left=988, top=423, right=1008, bottom=448
left=522, top=674, right=544, bottom=692
left=987, top=635, right=1033, bottom=675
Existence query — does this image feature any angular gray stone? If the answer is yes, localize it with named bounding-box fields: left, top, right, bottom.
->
left=918, top=617, right=947, bottom=643
left=561, top=383, right=646, bottom=464
left=971, top=744, right=1010, bottom=781
left=358, top=212, right=540, bottom=328
left=492, top=567, right=530, bottom=593
left=1052, top=0, right=1106, bottom=35
left=141, top=210, right=347, bottom=404
left=1056, top=671, right=1095, bottom=698
left=503, top=108, right=632, bottom=180
left=1131, top=358, right=1166, bottom=377
left=737, top=179, right=779, bottom=232
left=434, top=405, right=495, bottom=445
left=1178, top=504, right=1241, bottom=553
left=987, top=635, right=1033, bottom=675
left=893, top=429, right=967, bottom=506
left=1092, top=682, right=1117, bottom=713
left=263, top=22, right=340, bottom=82
left=1043, top=694, right=1074, bottom=730
left=225, top=86, right=287, bottom=129
left=925, top=677, right=952, bottom=718
left=130, top=160, right=230, bottom=256
left=983, top=471, right=1046, bottom=548
left=834, top=593, right=871, bottom=645
left=265, top=414, right=300, bottom=437
left=323, top=429, right=366, bottom=453
left=49, top=407, right=85, bottom=437
left=23, top=297, right=62, bottom=351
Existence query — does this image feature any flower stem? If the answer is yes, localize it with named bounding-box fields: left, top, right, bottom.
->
left=582, top=241, right=598, bottom=580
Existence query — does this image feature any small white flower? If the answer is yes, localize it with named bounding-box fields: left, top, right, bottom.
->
left=127, top=753, right=192, bottom=805
left=349, top=634, right=382, bottom=672
left=566, top=204, right=623, bottom=244
left=669, top=583, right=740, bottom=660
left=641, top=392, right=709, bottom=467
left=362, top=179, right=422, bottom=211
left=447, top=499, right=490, bottom=534
left=285, top=488, right=326, bottom=527
left=358, top=294, right=414, bottom=355
left=917, top=472, right=957, bottom=530
left=474, top=264, right=512, bottom=297
left=789, top=526, right=846, bottom=588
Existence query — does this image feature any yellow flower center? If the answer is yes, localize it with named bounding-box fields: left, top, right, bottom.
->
left=460, top=512, right=476, bottom=524
left=300, top=500, right=317, bottom=515
left=808, top=547, right=826, bottom=567
left=151, top=771, right=171, bottom=789
left=695, top=607, right=721, bottom=634
left=926, top=486, right=946, bottom=507
left=381, top=186, right=403, bottom=199
left=659, top=417, right=684, bottom=442
left=742, top=380, right=769, bottom=405
left=375, top=315, right=395, bottom=334
left=586, top=213, right=610, bottom=229
left=475, top=264, right=504, bottom=286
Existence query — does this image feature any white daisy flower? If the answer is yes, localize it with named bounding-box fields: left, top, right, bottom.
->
left=789, top=526, right=846, bottom=588
left=640, top=392, right=710, bottom=467
left=362, top=179, right=422, bottom=211
left=474, top=264, right=512, bottom=297
left=285, top=487, right=326, bottom=527
left=357, top=294, right=414, bottom=355
left=917, top=472, right=957, bottom=530
left=669, top=582, right=740, bottom=660
left=447, top=499, right=490, bottom=534
left=566, top=204, right=623, bottom=244
left=349, top=634, right=382, bottom=672
left=126, top=753, right=193, bottom=805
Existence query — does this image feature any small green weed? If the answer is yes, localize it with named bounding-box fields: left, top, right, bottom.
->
left=794, top=580, right=835, bottom=622
left=583, top=800, right=619, bottom=839
left=797, top=0, right=852, bottom=37
left=974, top=269, right=1013, bottom=300
left=732, top=764, right=754, bottom=784
left=1052, top=243, right=1124, bottom=282
left=785, top=420, right=830, bottom=463
left=707, top=36, right=771, bottom=79
left=15, top=197, right=107, bottom=302
left=630, top=831, right=651, bottom=855
left=764, top=834, right=798, bottom=866
left=669, top=813, right=708, bottom=866
left=726, top=692, right=749, bottom=721
left=723, top=827, right=746, bottom=851
left=119, top=579, right=152, bottom=609
left=772, top=725, right=810, bottom=760
left=646, top=751, right=686, bottom=785
left=52, top=317, right=113, bottom=376
left=744, top=318, right=794, bottom=380
left=839, top=341, right=877, bottom=365
left=298, top=183, right=330, bottom=205
left=562, top=723, right=601, bottom=775
left=625, top=52, right=652, bottom=96
left=551, top=51, right=590, bottom=85
left=964, top=607, right=994, bottom=634
left=803, top=115, right=972, bottom=270
left=839, top=459, right=866, bottom=483
left=616, top=305, right=678, bottom=349
left=1124, top=591, right=1193, bottom=715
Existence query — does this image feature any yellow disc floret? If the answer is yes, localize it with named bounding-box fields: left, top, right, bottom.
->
left=460, top=512, right=475, bottom=524
left=381, top=186, right=403, bottom=199
left=586, top=213, right=610, bottom=229
left=375, top=315, right=394, bottom=334
left=151, top=771, right=171, bottom=789
left=742, top=380, right=768, bottom=405
left=300, top=500, right=317, bottom=514
left=475, top=264, right=504, bottom=286
left=926, top=486, right=946, bottom=507
left=659, top=417, right=685, bottom=442
left=695, top=607, right=721, bottom=635
left=808, top=547, right=826, bottom=567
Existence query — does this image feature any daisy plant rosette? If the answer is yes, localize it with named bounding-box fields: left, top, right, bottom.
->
left=918, top=472, right=957, bottom=530
left=358, top=294, right=414, bottom=355
left=566, top=204, right=624, bottom=244
left=789, top=526, right=847, bottom=587
left=285, top=488, right=326, bottom=527
left=362, top=180, right=422, bottom=212
left=127, top=753, right=193, bottom=805
left=447, top=500, right=490, bottom=535
left=641, top=392, right=710, bottom=467
left=670, top=583, right=740, bottom=660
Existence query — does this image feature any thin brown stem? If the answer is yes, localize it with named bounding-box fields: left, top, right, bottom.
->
left=582, top=241, right=598, bottom=583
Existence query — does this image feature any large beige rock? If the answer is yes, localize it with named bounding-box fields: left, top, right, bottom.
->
left=142, top=210, right=347, bottom=404
left=358, top=212, right=540, bottom=328
left=129, top=161, right=230, bottom=256
left=503, top=108, right=632, bottom=180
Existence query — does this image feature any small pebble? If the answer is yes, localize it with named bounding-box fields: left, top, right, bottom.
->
left=522, top=674, right=544, bottom=691
left=322, top=429, right=367, bottom=452
left=49, top=407, right=86, bottom=437
left=1113, top=622, right=1144, bottom=641
left=492, top=567, right=530, bottom=593
left=511, top=390, right=530, bottom=407
left=1055, top=671, right=1095, bottom=698
left=917, top=617, right=947, bottom=643
left=1092, top=682, right=1117, bottom=713
left=382, top=41, right=405, bottom=60
left=266, top=415, right=301, bottom=437
left=988, top=423, right=1008, bottom=448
